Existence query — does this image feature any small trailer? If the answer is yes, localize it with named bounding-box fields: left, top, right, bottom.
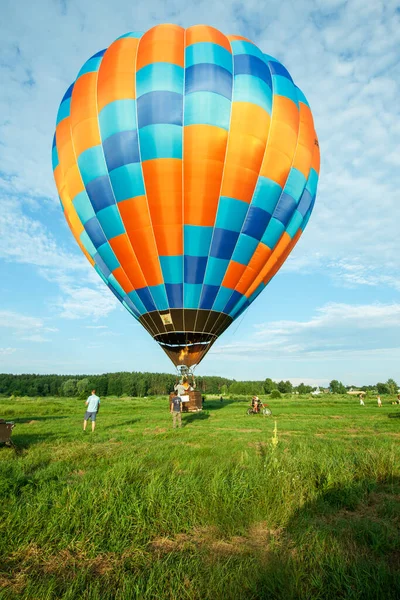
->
left=0, top=419, right=15, bottom=447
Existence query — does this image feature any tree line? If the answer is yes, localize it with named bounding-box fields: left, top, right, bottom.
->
left=0, top=373, right=397, bottom=398
left=329, top=378, right=398, bottom=395
left=0, top=373, right=306, bottom=398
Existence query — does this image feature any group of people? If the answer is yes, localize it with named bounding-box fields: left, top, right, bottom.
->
left=81, top=379, right=196, bottom=432
left=359, top=394, right=400, bottom=407
left=81, top=378, right=197, bottom=432
left=81, top=378, right=195, bottom=432
left=81, top=387, right=400, bottom=432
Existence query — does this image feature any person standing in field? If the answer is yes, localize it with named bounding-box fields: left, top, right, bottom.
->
left=359, top=395, right=365, bottom=406
left=377, top=395, right=382, bottom=408
left=170, top=393, right=182, bottom=428
left=83, top=389, right=100, bottom=432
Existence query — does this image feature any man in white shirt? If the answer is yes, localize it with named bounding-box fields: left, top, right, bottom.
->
left=83, top=390, right=101, bottom=432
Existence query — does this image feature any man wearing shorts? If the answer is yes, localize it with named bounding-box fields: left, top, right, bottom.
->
left=83, top=390, right=100, bottom=432
left=170, top=393, right=182, bottom=428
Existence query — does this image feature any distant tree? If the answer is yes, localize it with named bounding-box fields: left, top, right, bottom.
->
left=220, top=384, right=228, bottom=395
left=386, top=378, right=398, bottom=395
left=264, top=378, right=277, bottom=394
left=61, top=379, right=78, bottom=397
left=277, top=380, right=293, bottom=394
left=229, top=381, right=248, bottom=395
left=329, top=380, right=346, bottom=394
left=296, top=383, right=313, bottom=394
left=77, top=378, right=91, bottom=396
left=108, top=373, right=123, bottom=396
left=376, top=382, right=389, bottom=395
left=136, top=376, right=149, bottom=397
left=270, top=389, right=282, bottom=399
left=120, top=372, right=136, bottom=396
left=93, top=375, right=108, bottom=397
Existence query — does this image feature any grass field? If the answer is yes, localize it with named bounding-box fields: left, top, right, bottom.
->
left=1, top=394, right=399, bottom=599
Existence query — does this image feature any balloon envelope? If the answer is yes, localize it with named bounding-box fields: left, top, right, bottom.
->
left=52, top=25, right=320, bottom=367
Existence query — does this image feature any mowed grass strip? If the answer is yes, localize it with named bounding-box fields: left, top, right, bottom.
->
left=0, top=395, right=399, bottom=599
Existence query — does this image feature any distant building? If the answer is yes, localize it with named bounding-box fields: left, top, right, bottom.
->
left=311, top=387, right=322, bottom=396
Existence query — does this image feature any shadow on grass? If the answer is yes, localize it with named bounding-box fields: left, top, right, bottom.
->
left=6, top=431, right=67, bottom=452
left=141, top=476, right=400, bottom=599
left=201, top=399, right=236, bottom=411
left=182, top=411, right=210, bottom=426
left=10, top=416, right=69, bottom=423
left=252, top=476, right=400, bottom=599
left=102, top=419, right=141, bottom=429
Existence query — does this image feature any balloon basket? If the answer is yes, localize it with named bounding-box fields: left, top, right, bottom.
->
left=170, top=390, right=203, bottom=413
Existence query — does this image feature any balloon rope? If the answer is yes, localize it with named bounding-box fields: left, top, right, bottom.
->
left=231, top=307, right=249, bottom=337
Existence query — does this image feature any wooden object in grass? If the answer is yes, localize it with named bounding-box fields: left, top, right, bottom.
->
left=169, top=391, right=202, bottom=413
left=0, top=420, right=15, bottom=447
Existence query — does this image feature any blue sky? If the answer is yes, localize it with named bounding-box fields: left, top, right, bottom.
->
left=1, top=0, right=399, bottom=385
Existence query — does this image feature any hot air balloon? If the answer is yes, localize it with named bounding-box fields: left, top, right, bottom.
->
left=52, top=24, right=320, bottom=370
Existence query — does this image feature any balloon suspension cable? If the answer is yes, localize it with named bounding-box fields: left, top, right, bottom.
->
left=231, top=307, right=250, bottom=337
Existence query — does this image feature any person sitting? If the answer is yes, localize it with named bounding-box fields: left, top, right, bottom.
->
left=252, top=395, right=260, bottom=413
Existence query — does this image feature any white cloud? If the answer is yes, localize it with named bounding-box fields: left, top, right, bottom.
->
left=0, top=311, right=45, bottom=331
left=212, top=302, right=400, bottom=360
left=56, top=286, right=118, bottom=320
left=0, top=310, right=57, bottom=342
left=20, top=334, right=50, bottom=343
left=286, top=377, right=327, bottom=387
left=85, top=325, right=108, bottom=329
left=0, top=197, right=84, bottom=270
left=328, top=260, right=400, bottom=291
left=0, top=196, right=119, bottom=321
left=0, top=347, right=17, bottom=356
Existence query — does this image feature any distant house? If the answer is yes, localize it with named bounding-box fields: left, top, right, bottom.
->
left=311, top=387, right=322, bottom=396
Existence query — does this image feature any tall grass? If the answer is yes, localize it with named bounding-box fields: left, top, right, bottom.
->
left=0, top=395, right=399, bottom=599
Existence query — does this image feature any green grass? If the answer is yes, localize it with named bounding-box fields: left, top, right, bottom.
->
left=0, top=394, right=399, bottom=599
